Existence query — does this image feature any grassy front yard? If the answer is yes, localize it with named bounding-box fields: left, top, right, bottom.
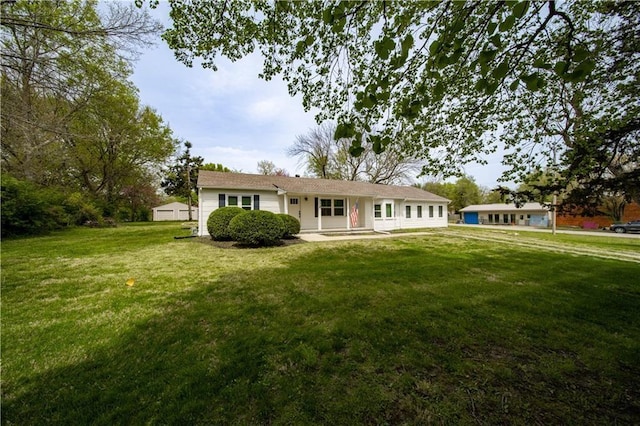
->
left=2, top=223, right=639, bottom=424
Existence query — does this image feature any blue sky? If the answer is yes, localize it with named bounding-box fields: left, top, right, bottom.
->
left=129, top=2, right=506, bottom=188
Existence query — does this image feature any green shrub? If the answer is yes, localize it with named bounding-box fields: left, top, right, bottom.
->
left=228, top=210, right=286, bottom=246
left=1, top=175, right=70, bottom=237
left=207, top=207, right=246, bottom=240
left=64, top=192, right=103, bottom=226
left=277, top=214, right=301, bottom=238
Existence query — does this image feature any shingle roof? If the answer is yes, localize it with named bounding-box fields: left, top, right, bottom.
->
left=459, top=203, right=549, bottom=212
left=197, top=171, right=450, bottom=202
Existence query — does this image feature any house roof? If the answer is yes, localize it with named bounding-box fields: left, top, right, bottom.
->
left=197, top=171, right=450, bottom=203
left=459, top=202, right=549, bottom=212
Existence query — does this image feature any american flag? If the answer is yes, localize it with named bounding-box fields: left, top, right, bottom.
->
left=350, top=201, right=359, bottom=228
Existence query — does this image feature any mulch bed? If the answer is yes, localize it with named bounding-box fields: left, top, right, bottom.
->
left=195, top=236, right=306, bottom=249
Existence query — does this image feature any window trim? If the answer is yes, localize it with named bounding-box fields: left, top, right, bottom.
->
left=316, top=198, right=345, bottom=217
left=334, top=199, right=345, bottom=216
left=242, top=196, right=252, bottom=210
left=223, top=194, right=259, bottom=210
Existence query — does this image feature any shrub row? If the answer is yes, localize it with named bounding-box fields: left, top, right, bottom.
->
left=207, top=207, right=300, bottom=246
left=1, top=175, right=109, bottom=237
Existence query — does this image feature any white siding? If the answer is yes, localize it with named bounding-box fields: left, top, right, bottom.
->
left=152, top=202, right=198, bottom=221
left=399, top=202, right=448, bottom=229
left=198, top=188, right=449, bottom=235
left=155, top=210, right=174, bottom=221
left=373, top=200, right=448, bottom=231
left=373, top=199, right=398, bottom=231
left=198, top=188, right=281, bottom=236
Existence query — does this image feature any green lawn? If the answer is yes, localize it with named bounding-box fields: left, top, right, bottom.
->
left=2, top=223, right=639, bottom=424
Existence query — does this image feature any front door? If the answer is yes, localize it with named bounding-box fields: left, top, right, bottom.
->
left=289, top=197, right=301, bottom=220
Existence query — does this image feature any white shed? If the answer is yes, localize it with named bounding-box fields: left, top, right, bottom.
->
left=152, top=202, right=198, bottom=221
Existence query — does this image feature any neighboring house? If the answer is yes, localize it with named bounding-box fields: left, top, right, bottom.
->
left=196, top=171, right=450, bottom=236
left=152, top=202, right=198, bottom=221
left=459, top=203, right=550, bottom=227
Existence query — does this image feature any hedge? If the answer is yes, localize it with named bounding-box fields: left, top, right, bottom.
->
left=277, top=214, right=301, bottom=238
left=228, top=210, right=285, bottom=246
left=207, top=207, right=246, bottom=240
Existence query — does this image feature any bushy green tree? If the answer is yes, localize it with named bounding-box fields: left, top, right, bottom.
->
left=161, top=141, right=202, bottom=220
left=1, top=175, right=68, bottom=237
left=420, top=176, right=482, bottom=212
left=1, top=0, right=172, bottom=218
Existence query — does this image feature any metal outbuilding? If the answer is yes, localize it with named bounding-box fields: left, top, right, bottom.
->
left=459, top=203, right=550, bottom=227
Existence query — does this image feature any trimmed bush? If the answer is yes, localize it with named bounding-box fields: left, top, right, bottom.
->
left=277, top=214, right=301, bottom=238
left=228, top=210, right=285, bottom=246
left=207, top=207, right=246, bottom=240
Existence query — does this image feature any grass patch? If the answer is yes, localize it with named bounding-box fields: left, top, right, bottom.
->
left=2, top=223, right=639, bottom=424
left=448, top=224, right=640, bottom=253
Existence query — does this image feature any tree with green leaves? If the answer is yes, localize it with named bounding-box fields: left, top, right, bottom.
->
left=200, top=163, right=232, bottom=173
left=1, top=0, right=161, bottom=183
left=1, top=0, right=172, bottom=223
left=161, top=141, right=202, bottom=220
left=147, top=0, right=638, bottom=209
left=419, top=176, right=484, bottom=212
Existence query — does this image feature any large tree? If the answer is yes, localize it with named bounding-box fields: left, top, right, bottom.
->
left=150, top=0, right=639, bottom=207
left=1, top=0, right=173, bottom=218
left=161, top=141, right=202, bottom=220
left=1, top=0, right=161, bottom=180
left=289, top=122, right=421, bottom=184
left=257, top=160, right=289, bottom=176
left=419, top=176, right=485, bottom=212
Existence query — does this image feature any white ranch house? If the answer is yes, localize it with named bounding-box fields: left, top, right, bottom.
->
left=197, top=171, right=450, bottom=236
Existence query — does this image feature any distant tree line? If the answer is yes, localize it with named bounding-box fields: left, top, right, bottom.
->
left=418, top=177, right=502, bottom=213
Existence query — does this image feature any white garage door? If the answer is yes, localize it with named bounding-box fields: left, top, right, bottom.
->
left=178, top=209, right=192, bottom=220
left=155, top=210, right=174, bottom=221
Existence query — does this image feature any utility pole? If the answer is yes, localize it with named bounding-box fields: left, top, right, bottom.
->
left=186, top=162, right=192, bottom=221
left=552, top=144, right=557, bottom=235
left=184, top=141, right=193, bottom=222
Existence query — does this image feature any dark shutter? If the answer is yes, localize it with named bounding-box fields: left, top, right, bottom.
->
left=253, top=195, right=260, bottom=210
left=314, top=197, right=318, bottom=218
left=218, top=193, right=225, bottom=207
